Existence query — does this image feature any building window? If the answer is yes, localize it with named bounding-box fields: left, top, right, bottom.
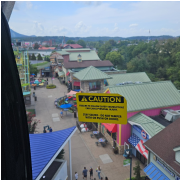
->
left=89, top=81, right=101, bottom=91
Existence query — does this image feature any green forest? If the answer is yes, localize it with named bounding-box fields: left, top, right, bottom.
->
left=94, top=38, right=180, bottom=89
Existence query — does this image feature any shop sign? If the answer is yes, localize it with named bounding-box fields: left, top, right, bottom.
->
left=133, top=125, right=149, bottom=139
left=76, top=93, right=127, bottom=124
left=141, top=130, right=147, bottom=139
left=123, top=159, right=130, bottom=166
left=156, top=159, right=175, bottom=177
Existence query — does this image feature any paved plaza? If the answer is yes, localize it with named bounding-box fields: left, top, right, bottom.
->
left=27, top=77, right=145, bottom=180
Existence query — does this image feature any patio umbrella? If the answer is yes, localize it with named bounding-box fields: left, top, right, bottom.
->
left=31, top=73, right=35, bottom=76
left=42, top=80, right=45, bottom=82
left=67, top=90, right=78, bottom=96
left=60, top=104, right=72, bottom=109
left=34, top=81, right=40, bottom=84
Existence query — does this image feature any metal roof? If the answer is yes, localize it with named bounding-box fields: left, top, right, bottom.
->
left=58, top=71, right=65, bottom=77
left=37, top=62, right=52, bottom=70
left=107, top=72, right=151, bottom=86
left=73, top=66, right=112, bottom=81
left=63, top=50, right=100, bottom=61
left=108, top=81, right=180, bottom=112
left=128, top=113, right=165, bottom=138
left=29, top=126, right=76, bottom=180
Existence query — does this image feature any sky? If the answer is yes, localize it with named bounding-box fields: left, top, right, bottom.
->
left=9, top=1, right=180, bottom=37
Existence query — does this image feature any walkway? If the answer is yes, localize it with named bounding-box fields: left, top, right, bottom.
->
left=28, top=77, right=145, bottom=180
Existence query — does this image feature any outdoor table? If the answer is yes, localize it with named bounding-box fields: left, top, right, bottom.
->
left=98, top=138, right=105, bottom=142
left=63, top=109, right=69, bottom=115
left=93, top=131, right=99, bottom=134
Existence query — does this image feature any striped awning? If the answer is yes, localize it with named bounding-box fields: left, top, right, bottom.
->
left=58, top=71, right=65, bottom=77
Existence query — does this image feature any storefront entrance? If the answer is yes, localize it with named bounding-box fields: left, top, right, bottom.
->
left=136, top=150, right=146, bottom=164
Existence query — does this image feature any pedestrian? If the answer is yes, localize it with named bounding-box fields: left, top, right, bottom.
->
left=82, top=167, right=88, bottom=180
left=100, top=178, right=103, bottom=180
left=60, top=109, right=63, bottom=118
left=94, top=178, right=96, bottom=180
left=75, top=172, right=78, bottom=180
left=96, top=165, right=101, bottom=180
left=49, top=127, right=52, bottom=132
left=43, top=128, right=46, bottom=133
left=89, top=167, right=93, bottom=180
left=105, top=177, right=108, bottom=180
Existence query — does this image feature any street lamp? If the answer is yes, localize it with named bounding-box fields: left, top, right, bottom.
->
left=123, top=148, right=133, bottom=180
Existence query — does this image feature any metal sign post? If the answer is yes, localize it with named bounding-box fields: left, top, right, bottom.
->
left=76, top=93, right=127, bottom=124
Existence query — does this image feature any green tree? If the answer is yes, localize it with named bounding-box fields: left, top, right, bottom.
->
left=66, top=40, right=75, bottom=44
left=29, top=63, right=38, bottom=75
left=77, top=39, right=86, bottom=48
left=34, top=43, right=39, bottom=49
left=133, top=161, right=142, bottom=180
left=108, top=39, right=116, bottom=46
left=105, top=51, right=123, bottom=68
left=98, top=42, right=112, bottom=60
left=37, top=54, right=43, bottom=60
left=31, top=53, right=36, bottom=60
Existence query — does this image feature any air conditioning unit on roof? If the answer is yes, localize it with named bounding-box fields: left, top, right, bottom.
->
left=161, top=109, right=180, bottom=122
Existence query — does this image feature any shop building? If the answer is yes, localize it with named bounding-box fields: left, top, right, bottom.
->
left=103, top=81, right=180, bottom=154
left=128, top=113, right=165, bottom=165
left=144, top=119, right=180, bottom=180
left=73, top=66, right=112, bottom=93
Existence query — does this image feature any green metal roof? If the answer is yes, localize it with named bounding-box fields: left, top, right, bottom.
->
left=107, top=72, right=151, bottom=86
left=63, top=50, right=100, bottom=61
left=108, top=81, right=180, bottom=112
left=37, top=62, right=52, bottom=70
left=128, top=113, right=165, bottom=137
left=62, top=48, right=91, bottom=51
left=58, top=71, right=65, bottom=77
left=73, top=66, right=112, bottom=81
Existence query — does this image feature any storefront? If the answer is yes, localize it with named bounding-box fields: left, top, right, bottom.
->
left=127, top=113, right=165, bottom=165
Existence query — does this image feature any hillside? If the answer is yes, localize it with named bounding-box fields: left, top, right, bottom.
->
left=10, top=29, right=36, bottom=38
left=11, top=34, right=177, bottom=42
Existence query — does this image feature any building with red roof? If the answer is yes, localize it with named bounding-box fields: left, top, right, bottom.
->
left=63, top=44, right=83, bottom=49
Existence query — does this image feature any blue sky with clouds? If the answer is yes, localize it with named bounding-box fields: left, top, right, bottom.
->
left=9, top=1, right=180, bottom=37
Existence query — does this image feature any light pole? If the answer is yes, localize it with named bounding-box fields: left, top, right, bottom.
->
left=123, top=148, right=133, bottom=180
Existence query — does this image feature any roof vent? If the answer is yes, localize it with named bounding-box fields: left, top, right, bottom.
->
left=135, top=81, right=142, bottom=84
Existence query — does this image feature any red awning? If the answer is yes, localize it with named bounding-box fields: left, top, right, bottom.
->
left=101, top=123, right=117, bottom=133
left=66, top=72, right=70, bottom=76
left=73, top=82, right=80, bottom=86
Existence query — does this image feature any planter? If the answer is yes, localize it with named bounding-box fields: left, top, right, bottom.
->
left=46, top=84, right=56, bottom=89
left=113, top=147, right=119, bottom=154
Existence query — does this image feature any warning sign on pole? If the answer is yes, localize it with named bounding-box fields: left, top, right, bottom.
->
left=76, top=93, right=127, bottom=124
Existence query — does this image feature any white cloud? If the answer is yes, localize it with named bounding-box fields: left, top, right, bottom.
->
left=32, top=21, right=44, bottom=35
left=129, top=24, right=138, bottom=27
left=26, top=2, right=33, bottom=9
left=74, top=21, right=91, bottom=35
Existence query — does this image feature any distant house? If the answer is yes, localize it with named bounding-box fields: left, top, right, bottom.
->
left=63, top=44, right=83, bottom=49
left=38, top=47, right=56, bottom=50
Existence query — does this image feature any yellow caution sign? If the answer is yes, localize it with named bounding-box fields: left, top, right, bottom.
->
left=76, top=93, right=127, bottom=124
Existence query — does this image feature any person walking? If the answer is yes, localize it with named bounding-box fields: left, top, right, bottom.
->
left=89, top=167, right=93, bottom=180
left=75, top=172, right=78, bottom=180
left=105, top=177, right=108, bottom=180
left=82, top=167, right=88, bottom=180
left=60, top=109, right=63, bottom=119
left=96, top=166, right=101, bottom=180
left=100, top=178, right=103, bottom=180
left=49, top=127, right=52, bottom=132
left=43, top=128, right=46, bottom=133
